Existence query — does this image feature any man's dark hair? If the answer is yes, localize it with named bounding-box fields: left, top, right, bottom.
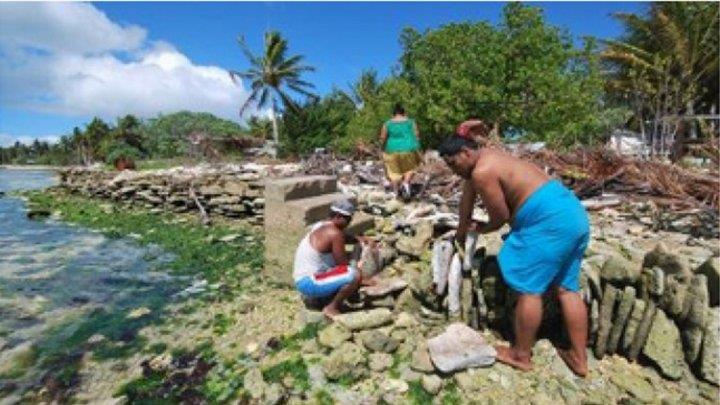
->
left=393, top=103, right=405, bottom=115
left=438, top=135, right=478, bottom=157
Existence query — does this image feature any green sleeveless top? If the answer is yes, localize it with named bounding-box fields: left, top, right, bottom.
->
left=384, top=119, right=420, bottom=153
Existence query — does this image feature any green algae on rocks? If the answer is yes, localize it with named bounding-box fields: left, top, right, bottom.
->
left=22, top=188, right=263, bottom=290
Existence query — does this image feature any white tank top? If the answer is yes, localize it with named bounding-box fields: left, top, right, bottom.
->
left=293, top=221, right=337, bottom=281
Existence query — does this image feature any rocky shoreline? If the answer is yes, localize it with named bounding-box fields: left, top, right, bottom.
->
left=3, top=163, right=718, bottom=403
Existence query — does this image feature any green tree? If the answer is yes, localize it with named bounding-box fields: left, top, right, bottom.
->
left=246, top=116, right=274, bottom=140
left=281, top=89, right=356, bottom=155
left=83, top=118, right=111, bottom=163
left=229, top=31, right=318, bottom=155
left=142, top=111, right=246, bottom=158
left=602, top=2, right=719, bottom=158
left=346, top=3, right=614, bottom=150
left=115, top=115, right=144, bottom=151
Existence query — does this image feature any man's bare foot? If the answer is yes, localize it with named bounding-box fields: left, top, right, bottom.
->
left=557, top=348, right=588, bottom=377
left=494, top=345, right=533, bottom=372
left=322, top=305, right=341, bottom=320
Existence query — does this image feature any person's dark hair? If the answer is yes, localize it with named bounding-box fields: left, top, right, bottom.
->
left=438, top=135, right=478, bottom=158
left=392, top=103, right=405, bottom=116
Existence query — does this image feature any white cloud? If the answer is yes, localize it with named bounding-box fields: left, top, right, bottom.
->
left=0, top=2, right=252, bottom=142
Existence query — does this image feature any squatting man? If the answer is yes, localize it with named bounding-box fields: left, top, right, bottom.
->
left=292, top=199, right=379, bottom=319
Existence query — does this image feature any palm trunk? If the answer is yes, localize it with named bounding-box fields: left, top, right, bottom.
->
left=269, top=103, right=279, bottom=158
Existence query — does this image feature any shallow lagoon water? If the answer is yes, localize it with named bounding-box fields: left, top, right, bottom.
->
left=0, top=169, right=179, bottom=391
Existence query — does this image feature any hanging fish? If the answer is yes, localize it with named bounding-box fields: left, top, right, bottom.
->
left=463, top=231, right=478, bottom=271
left=447, top=252, right=462, bottom=315
left=431, top=240, right=454, bottom=295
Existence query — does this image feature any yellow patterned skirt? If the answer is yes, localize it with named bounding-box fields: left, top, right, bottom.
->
left=383, top=150, right=421, bottom=182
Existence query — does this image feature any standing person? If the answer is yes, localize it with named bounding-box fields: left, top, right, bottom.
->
left=293, top=199, right=370, bottom=319
left=437, top=128, right=591, bottom=377
left=380, top=103, right=422, bottom=200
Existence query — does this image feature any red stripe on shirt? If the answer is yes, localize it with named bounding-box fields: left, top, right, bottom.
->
left=313, top=264, right=349, bottom=281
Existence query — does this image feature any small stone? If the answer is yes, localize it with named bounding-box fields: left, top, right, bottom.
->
left=643, top=242, right=692, bottom=280
left=243, top=368, right=266, bottom=400
left=318, top=323, right=351, bottom=349
left=642, top=309, right=685, bottom=380
left=610, top=371, right=656, bottom=403
left=394, top=312, right=419, bottom=329
left=695, top=257, right=719, bottom=306
left=245, top=342, right=261, bottom=359
left=219, top=233, right=240, bottom=243
left=410, top=341, right=435, bottom=373
left=306, top=364, right=326, bottom=388
left=360, top=277, right=408, bottom=297
left=640, top=267, right=665, bottom=298
left=628, top=301, right=657, bottom=361
left=321, top=342, right=367, bottom=381
left=621, top=299, right=646, bottom=354
left=700, top=307, right=719, bottom=385
left=357, top=330, right=399, bottom=353
left=126, top=307, right=151, bottom=319
left=395, top=288, right=421, bottom=313
left=427, top=323, right=496, bottom=373
left=380, top=378, right=409, bottom=394
left=334, top=308, right=392, bottom=331
left=682, top=274, right=709, bottom=364
left=589, top=299, right=599, bottom=345
left=660, top=275, right=689, bottom=320
left=607, top=286, right=636, bottom=354
left=421, top=374, right=443, bottom=395
left=368, top=353, right=393, bottom=372
left=396, top=220, right=433, bottom=257
left=454, top=370, right=483, bottom=392
left=367, top=295, right=395, bottom=308
left=148, top=353, right=172, bottom=372
left=390, top=328, right=409, bottom=343
left=264, top=383, right=284, bottom=405
left=594, top=284, right=618, bottom=358
left=600, top=255, right=641, bottom=284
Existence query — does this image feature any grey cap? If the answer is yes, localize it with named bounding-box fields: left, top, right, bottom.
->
left=330, top=198, right=356, bottom=217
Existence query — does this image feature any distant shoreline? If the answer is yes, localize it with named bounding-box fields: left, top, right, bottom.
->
left=0, top=165, right=60, bottom=171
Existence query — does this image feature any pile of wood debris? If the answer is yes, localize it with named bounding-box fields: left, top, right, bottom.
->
left=299, top=147, right=719, bottom=211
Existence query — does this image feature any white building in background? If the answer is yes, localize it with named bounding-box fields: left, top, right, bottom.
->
left=605, top=129, right=649, bottom=157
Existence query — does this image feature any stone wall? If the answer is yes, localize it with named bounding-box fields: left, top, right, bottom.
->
left=57, top=165, right=270, bottom=225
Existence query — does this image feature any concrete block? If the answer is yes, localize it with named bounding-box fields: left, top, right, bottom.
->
left=264, top=175, right=337, bottom=204
left=264, top=176, right=369, bottom=285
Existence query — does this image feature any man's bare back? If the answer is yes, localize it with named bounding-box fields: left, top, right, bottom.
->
left=469, top=148, right=549, bottom=230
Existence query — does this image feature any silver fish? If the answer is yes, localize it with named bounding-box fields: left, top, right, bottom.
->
left=463, top=231, right=478, bottom=271
left=431, top=240, right=454, bottom=295
left=447, top=252, right=462, bottom=315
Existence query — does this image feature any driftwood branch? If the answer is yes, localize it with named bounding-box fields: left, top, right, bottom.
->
left=189, top=184, right=211, bottom=226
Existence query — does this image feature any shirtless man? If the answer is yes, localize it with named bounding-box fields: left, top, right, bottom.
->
left=293, top=199, right=370, bottom=319
left=438, top=127, right=590, bottom=377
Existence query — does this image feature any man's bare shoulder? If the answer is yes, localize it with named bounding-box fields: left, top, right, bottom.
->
left=471, top=151, right=500, bottom=184
left=320, top=223, right=344, bottom=240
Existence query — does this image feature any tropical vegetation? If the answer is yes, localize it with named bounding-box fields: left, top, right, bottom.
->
left=2, top=2, right=717, bottom=165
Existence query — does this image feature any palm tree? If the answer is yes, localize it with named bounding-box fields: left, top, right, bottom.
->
left=229, top=31, right=317, bottom=155
left=601, top=2, right=719, bottom=159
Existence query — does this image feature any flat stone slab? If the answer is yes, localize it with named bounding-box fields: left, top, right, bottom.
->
left=360, top=277, right=408, bottom=297
left=427, top=322, right=496, bottom=373
left=334, top=308, right=392, bottom=331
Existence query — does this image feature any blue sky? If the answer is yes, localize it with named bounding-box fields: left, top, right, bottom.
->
left=0, top=1, right=643, bottom=146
